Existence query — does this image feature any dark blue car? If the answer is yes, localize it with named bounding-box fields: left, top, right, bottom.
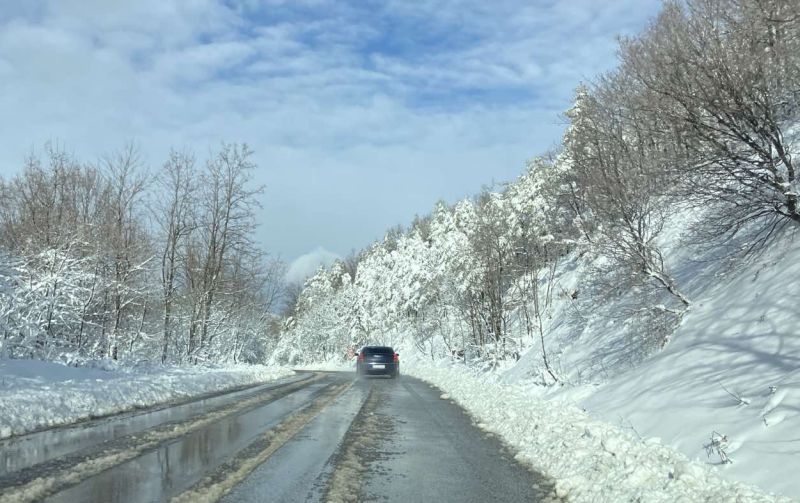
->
left=356, top=346, right=399, bottom=378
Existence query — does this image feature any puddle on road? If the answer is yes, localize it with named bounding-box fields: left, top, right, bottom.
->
left=0, top=374, right=311, bottom=476
left=40, top=382, right=333, bottom=503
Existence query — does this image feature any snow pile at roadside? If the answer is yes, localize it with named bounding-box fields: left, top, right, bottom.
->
left=0, top=359, right=293, bottom=439
left=574, top=240, right=800, bottom=499
left=297, top=360, right=355, bottom=372
left=497, top=220, right=800, bottom=498
left=403, top=362, right=790, bottom=503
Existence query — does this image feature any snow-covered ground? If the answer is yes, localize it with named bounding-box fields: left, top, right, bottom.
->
left=489, top=224, right=800, bottom=499
left=292, top=352, right=794, bottom=501
left=402, top=361, right=790, bottom=502
left=297, top=361, right=356, bottom=372
left=398, top=223, right=800, bottom=500
left=0, top=359, right=293, bottom=439
left=572, top=240, right=800, bottom=499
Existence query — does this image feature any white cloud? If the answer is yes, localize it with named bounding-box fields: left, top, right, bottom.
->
left=285, top=247, right=340, bottom=284
left=0, top=0, right=664, bottom=261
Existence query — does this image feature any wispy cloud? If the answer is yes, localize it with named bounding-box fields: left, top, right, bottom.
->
left=0, top=0, right=663, bottom=260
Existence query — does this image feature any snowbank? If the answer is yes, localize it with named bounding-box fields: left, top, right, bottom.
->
left=403, top=362, right=790, bottom=503
left=0, top=359, right=293, bottom=439
left=296, top=361, right=355, bottom=372
left=498, top=221, right=800, bottom=498
left=577, top=241, right=800, bottom=499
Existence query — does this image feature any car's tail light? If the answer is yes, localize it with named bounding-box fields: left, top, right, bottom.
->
left=393, top=353, right=399, bottom=362
left=358, top=352, right=365, bottom=362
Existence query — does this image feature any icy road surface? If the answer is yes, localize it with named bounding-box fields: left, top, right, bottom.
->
left=0, top=371, right=557, bottom=503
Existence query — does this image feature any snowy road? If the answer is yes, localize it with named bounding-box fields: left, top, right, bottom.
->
left=0, top=371, right=557, bottom=503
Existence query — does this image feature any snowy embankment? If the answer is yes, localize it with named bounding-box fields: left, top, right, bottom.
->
left=396, top=223, right=800, bottom=500
left=491, top=222, right=800, bottom=499
left=403, top=362, right=789, bottom=503
left=0, top=359, right=293, bottom=439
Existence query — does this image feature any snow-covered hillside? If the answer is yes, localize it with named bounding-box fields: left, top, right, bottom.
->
left=544, top=235, right=800, bottom=497
left=392, top=224, right=800, bottom=500
left=399, top=362, right=791, bottom=502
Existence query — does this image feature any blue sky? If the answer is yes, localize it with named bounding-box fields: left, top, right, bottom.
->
left=0, top=0, right=662, bottom=281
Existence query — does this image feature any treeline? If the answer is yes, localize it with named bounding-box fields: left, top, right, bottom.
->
left=0, top=143, right=283, bottom=365
left=275, top=0, right=800, bottom=378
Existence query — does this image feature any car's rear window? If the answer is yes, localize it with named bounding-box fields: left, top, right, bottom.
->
left=363, top=347, right=394, bottom=354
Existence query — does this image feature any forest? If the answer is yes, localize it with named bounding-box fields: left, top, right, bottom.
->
left=0, top=143, right=283, bottom=365
left=1, top=0, right=798, bottom=377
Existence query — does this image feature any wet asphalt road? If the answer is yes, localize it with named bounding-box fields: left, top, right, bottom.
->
left=0, top=371, right=557, bottom=503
